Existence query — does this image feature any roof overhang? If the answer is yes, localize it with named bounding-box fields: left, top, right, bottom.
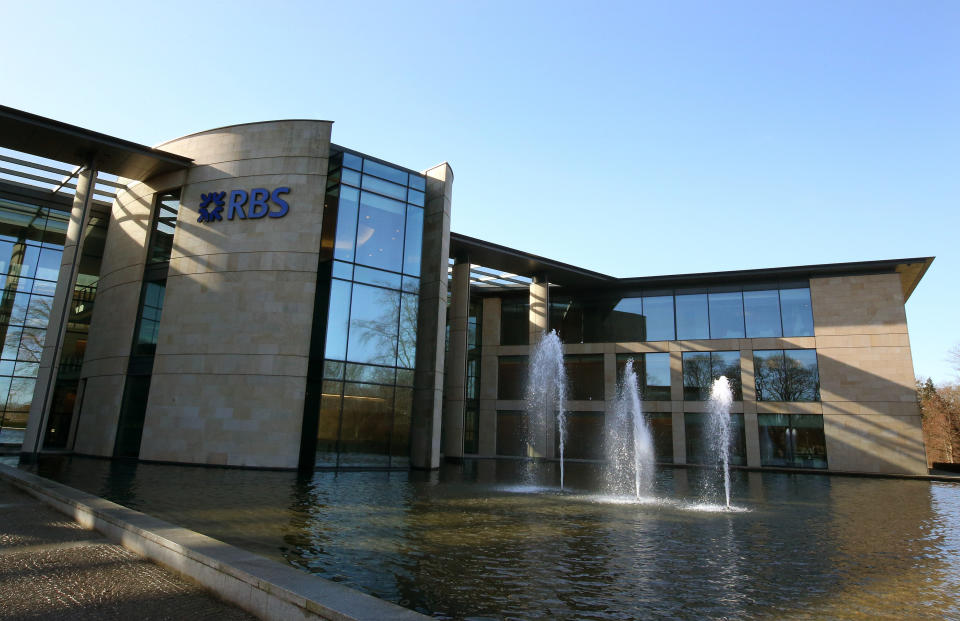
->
left=0, top=105, right=193, bottom=180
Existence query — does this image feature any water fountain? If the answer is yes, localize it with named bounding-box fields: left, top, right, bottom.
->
left=708, top=376, right=735, bottom=509
left=606, top=358, right=656, bottom=499
left=524, top=330, right=568, bottom=489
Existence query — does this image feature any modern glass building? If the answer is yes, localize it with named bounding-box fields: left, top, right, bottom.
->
left=0, top=105, right=934, bottom=475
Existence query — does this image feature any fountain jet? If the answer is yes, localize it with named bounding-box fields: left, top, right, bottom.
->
left=605, top=358, right=656, bottom=499
left=525, top=330, right=568, bottom=489
left=708, top=376, right=735, bottom=509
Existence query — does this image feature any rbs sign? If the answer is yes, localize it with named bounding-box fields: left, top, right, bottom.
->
left=197, top=188, right=290, bottom=223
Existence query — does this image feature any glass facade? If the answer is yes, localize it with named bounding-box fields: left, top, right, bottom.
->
left=498, top=356, right=527, bottom=400
left=554, top=411, right=604, bottom=459
left=500, top=298, right=529, bottom=345
left=314, top=149, right=425, bottom=468
left=614, top=353, right=671, bottom=400
left=646, top=412, right=673, bottom=462
left=759, top=414, right=828, bottom=469
left=684, top=412, right=746, bottom=466
left=463, top=297, right=482, bottom=454
left=754, top=349, right=820, bottom=402
left=681, top=351, right=742, bottom=401
left=496, top=409, right=526, bottom=456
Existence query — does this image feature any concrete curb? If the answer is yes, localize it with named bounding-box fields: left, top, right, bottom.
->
left=0, top=464, right=428, bottom=621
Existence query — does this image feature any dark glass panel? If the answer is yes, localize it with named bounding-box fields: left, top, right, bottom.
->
left=403, top=206, right=423, bottom=276
left=711, top=351, right=742, bottom=401
left=551, top=298, right=583, bottom=344
left=401, top=275, right=419, bottom=293
left=323, top=360, right=344, bottom=380
left=744, top=289, right=782, bottom=337
left=500, top=299, right=529, bottom=345
left=324, top=279, right=352, bottom=360
left=408, top=173, right=426, bottom=191
left=132, top=280, right=165, bottom=356
left=682, top=352, right=712, bottom=400
left=316, top=380, right=342, bottom=467
left=344, top=363, right=396, bottom=385
left=463, top=403, right=479, bottom=454
left=675, top=292, right=709, bottom=340
left=496, top=410, right=527, bottom=456
left=644, top=353, right=672, bottom=400
left=114, top=375, right=151, bottom=458
left=792, top=414, right=827, bottom=469
left=147, top=192, right=180, bottom=264
left=342, top=152, right=363, bottom=171
left=753, top=350, right=784, bottom=401
left=338, top=382, right=392, bottom=467
left=759, top=413, right=791, bottom=466
left=780, top=287, right=814, bottom=336
left=362, top=174, right=407, bottom=201
left=398, top=293, right=418, bottom=369
left=565, top=355, right=603, bottom=400
left=643, top=295, right=675, bottom=341
left=684, top=412, right=745, bottom=466
left=333, top=186, right=360, bottom=263
left=708, top=291, right=745, bottom=339
left=353, top=265, right=402, bottom=289
left=356, top=192, right=406, bottom=272
left=396, top=369, right=414, bottom=386
left=784, top=349, right=820, bottom=401
left=0, top=241, right=12, bottom=274
left=645, top=412, right=673, bottom=462
left=391, top=387, right=413, bottom=466
left=363, top=159, right=408, bottom=185
left=759, top=414, right=827, bottom=468
left=497, top=356, right=527, bottom=400
left=607, top=297, right=644, bottom=341
left=346, top=283, right=400, bottom=365
left=556, top=411, right=604, bottom=459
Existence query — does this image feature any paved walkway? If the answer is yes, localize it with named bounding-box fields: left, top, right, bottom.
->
left=0, top=480, right=257, bottom=620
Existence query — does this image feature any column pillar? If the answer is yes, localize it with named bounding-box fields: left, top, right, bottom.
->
left=442, top=257, right=470, bottom=460
left=411, top=162, right=453, bottom=470
left=528, top=274, right=551, bottom=458
left=21, top=161, right=97, bottom=458
left=477, top=296, right=500, bottom=456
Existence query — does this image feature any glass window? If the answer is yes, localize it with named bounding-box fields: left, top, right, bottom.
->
left=759, top=413, right=827, bottom=469
left=397, top=293, right=418, bottom=369
left=646, top=412, right=673, bottom=462
left=463, top=403, right=479, bottom=454
left=362, top=174, right=407, bottom=201
left=754, top=349, right=820, bottom=401
left=684, top=412, right=746, bottom=466
left=500, top=299, right=529, bottom=346
left=407, top=189, right=425, bottom=206
left=324, top=279, right=352, bottom=360
left=333, top=186, right=360, bottom=263
left=36, top=248, right=61, bottom=282
left=408, top=173, right=426, bottom=192
left=338, top=382, right=392, bottom=467
left=711, top=351, right=742, bottom=401
left=355, top=192, right=406, bottom=272
left=362, top=159, right=408, bottom=185
left=565, top=355, right=603, bottom=400
left=25, top=295, right=52, bottom=328
left=497, top=356, right=527, bottom=400
left=316, top=380, right=342, bottom=467
left=555, top=411, right=604, bottom=459
left=353, top=265, right=402, bottom=289
left=147, top=191, right=180, bottom=264
left=403, top=206, right=423, bottom=276
left=132, top=280, right=165, bottom=356
left=496, top=410, right=527, bottom=456
left=331, top=260, right=353, bottom=280
left=344, top=364, right=396, bottom=385
left=607, top=297, right=644, bottom=342
left=10, top=245, right=40, bottom=280
left=780, top=287, right=814, bottom=336
left=346, top=283, right=400, bottom=366
left=391, top=387, right=413, bottom=467
left=682, top=352, right=712, bottom=400
left=342, top=152, right=363, bottom=171
left=615, top=353, right=671, bottom=401
left=744, top=289, right=782, bottom=337
left=675, top=292, right=709, bottom=340
left=643, top=294, right=675, bottom=341
left=342, top=168, right=361, bottom=187
left=708, top=291, right=745, bottom=339
left=114, top=376, right=151, bottom=457
left=551, top=298, right=583, bottom=344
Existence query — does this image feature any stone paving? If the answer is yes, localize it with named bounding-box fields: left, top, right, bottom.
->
left=0, top=480, right=257, bottom=620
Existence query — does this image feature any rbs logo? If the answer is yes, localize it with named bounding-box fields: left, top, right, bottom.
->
left=198, top=188, right=290, bottom=223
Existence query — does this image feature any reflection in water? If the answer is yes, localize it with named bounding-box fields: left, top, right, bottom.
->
left=24, top=456, right=960, bottom=620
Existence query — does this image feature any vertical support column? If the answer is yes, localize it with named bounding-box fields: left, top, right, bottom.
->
left=477, top=296, right=500, bottom=456
left=741, top=347, right=761, bottom=467
left=528, top=274, right=551, bottom=458
left=22, top=161, right=97, bottom=458
left=442, top=258, right=470, bottom=460
left=670, top=349, right=685, bottom=464
left=411, top=163, right=453, bottom=470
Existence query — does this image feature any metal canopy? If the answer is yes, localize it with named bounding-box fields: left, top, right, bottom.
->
left=0, top=105, right=192, bottom=180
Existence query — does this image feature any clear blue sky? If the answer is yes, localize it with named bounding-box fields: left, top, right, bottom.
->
left=3, top=1, right=958, bottom=383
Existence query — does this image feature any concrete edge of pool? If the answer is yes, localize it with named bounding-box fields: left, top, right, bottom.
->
left=0, top=464, right=429, bottom=621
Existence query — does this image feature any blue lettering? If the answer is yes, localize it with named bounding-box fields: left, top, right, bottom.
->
left=227, top=190, right=248, bottom=219
left=248, top=188, right=270, bottom=219
left=269, top=187, right=290, bottom=218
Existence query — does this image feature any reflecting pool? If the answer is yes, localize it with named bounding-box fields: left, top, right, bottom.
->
left=23, top=457, right=960, bottom=620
